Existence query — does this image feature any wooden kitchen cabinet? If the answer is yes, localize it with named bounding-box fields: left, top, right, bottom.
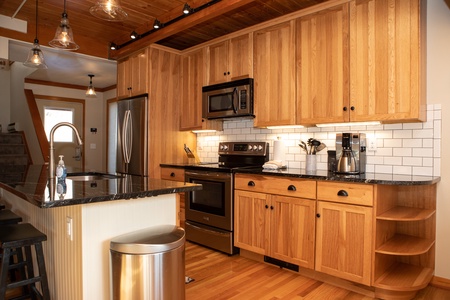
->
left=207, top=33, right=253, bottom=85
left=315, top=181, right=373, bottom=285
left=180, top=48, right=223, bottom=131
left=296, top=4, right=350, bottom=125
left=117, top=48, right=148, bottom=99
left=234, top=174, right=316, bottom=269
left=253, top=21, right=296, bottom=127
left=372, top=184, right=436, bottom=300
left=348, top=0, right=426, bottom=123
left=160, top=167, right=186, bottom=226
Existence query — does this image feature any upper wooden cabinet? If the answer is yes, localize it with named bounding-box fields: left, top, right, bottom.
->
left=296, top=4, right=350, bottom=125
left=296, top=0, right=425, bottom=125
left=180, top=48, right=223, bottom=131
left=207, top=34, right=253, bottom=85
left=117, top=48, right=148, bottom=99
left=253, top=21, right=296, bottom=128
left=349, top=0, right=426, bottom=123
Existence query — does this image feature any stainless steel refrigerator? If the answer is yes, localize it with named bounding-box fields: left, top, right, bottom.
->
left=116, top=94, right=148, bottom=176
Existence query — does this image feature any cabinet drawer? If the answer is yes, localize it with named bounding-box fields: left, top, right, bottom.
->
left=161, top=167, right=185, bottom=182
left=235, top=174, right=316, bottom=199
left=317, top=182, right=373, bottom=206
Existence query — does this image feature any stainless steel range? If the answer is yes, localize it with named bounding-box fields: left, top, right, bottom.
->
left=184, top=142, right=269, bottom=255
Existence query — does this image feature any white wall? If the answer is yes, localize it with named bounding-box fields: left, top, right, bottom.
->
left=0, top=69, right=10, bottom=131
left=426, top=0, right=450, bottom=280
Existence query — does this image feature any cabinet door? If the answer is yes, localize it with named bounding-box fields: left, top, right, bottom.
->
left=296, top=4, right=350, bottom=125
left=180, top=49, right=205, bottom=130
left=117, top=58, right=131, bottom=99
left=208, top=41, right=229, bottom=85
left=234, top=190, right=269, bottom=255
left=349, top=0, right=425, bottom=122
left=129, top=49, right=148, bottom=96
left=270, top=195, right=315, bottom=269
left=229, top=34, right=252, bottom=81
left=315, top=201, right=373, bottom=285
left=253, top=21, right=296, bottom=127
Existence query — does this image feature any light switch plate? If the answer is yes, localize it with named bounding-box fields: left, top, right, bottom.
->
left=368, top=138, right=377, bottom=151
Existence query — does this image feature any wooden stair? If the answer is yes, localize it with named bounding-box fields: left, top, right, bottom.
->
left=0, top=132, right=32, bottom=185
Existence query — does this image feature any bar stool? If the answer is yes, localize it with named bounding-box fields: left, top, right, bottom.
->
left=0, top=223, right=50, bottom=300
left=0, top=210, right=22, bottom=225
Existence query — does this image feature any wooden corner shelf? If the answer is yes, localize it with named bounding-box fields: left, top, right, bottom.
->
left=373, top=262, right=434, bottom=292
left=376, top=234, right=435, bottom=255
left=377, top=206, right=435, bottom=221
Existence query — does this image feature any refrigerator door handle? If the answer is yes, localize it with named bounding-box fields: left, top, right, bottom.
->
left=122, top=110, right=132, bottom=164
left=127, top=110, right=133, bottom=163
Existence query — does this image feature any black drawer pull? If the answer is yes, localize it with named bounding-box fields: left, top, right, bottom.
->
left=265, top=204, right=269, bottom=209
left=248, top=181, right=255, bottom=187
left=170, top=172, right=175, bottom=177
left=287, top=185, right=296, bottom=191
left=337, top=190, right=348, bottom=197
left=316, top=213, right=321, bottom=218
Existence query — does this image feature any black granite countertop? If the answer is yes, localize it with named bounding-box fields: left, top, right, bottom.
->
left=0, top=165, right=202, bottom=208
left=161, top=163, right=440, bottom=185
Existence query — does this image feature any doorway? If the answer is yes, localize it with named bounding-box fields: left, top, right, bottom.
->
left=35, top=96, right=85, bottom=171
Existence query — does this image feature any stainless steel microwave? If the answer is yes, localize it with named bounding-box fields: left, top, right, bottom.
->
left=202, top=78, right=254, bottom=119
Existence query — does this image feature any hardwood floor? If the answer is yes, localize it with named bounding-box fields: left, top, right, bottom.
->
left=185, top=242, right=450, bottom=300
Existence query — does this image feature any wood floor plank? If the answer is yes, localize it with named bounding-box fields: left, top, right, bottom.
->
left=185, top=242, right=450, bottom=300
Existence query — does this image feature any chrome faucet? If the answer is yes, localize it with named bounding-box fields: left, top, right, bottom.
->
left=49, top=122, right=83, bottom=179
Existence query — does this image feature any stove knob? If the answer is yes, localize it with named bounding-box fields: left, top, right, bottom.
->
left=223, top=145, right=229, bottom=150
left=248, top=145, right=253, bottom=151
left=258, top=145, right=263, bottom=151
left=253, top=145, right=258, bottom=151
left=219, top=145, right=224, bottom=151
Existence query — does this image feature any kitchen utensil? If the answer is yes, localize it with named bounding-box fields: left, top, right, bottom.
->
left=315, top=143, right=326, bottom=153
left=184, top=144, right=195, bottom=158
left=311, top=140, right=321, bottom=154
left=299, top=142, right=308, bottom=153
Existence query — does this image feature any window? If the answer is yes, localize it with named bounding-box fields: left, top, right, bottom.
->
left=44, top=108, right=74, bottom=142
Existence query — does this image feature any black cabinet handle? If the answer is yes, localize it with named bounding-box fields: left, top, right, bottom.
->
left=287, top=185, right=296, bottom=191
left=350, top=106, right=355, bottom=111
left=265, top=204, right=269, bottom=209
left=337, top=190, right=348, bottom=197
left=316, top=213, right=321, bottom=218
left=170, top=172, right=175, bottom=177
left=224, top=72, right=227, bottom=76
left=248, top=181, right=255, bottom=187
left=270, top=206, right=274, bottom=210
left=343, top=107, right=347, bottom=111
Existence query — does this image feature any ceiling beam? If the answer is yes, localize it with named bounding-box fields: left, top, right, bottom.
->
left=111, top=0, right=257, bottom=59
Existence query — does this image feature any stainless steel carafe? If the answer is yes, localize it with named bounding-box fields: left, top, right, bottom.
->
left=335, top=132, right=365, bottom=174
left=337, top=149, right=357, bottom=173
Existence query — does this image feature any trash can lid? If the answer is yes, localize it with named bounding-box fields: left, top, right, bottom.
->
left=110, top=225, right=185, bottom=254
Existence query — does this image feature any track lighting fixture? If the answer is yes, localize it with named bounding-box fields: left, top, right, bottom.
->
left=90, top=0, right=128, bottom=21
left=130, top=31, right=138, bottom=39
left=183, top=3, right=191, bottom=15
left=24, top=0, right=47, bottom=69
left=153, top=19, right=161, bottom=29
left=110, top=43, right=117, bottom=50
left=86, top=74, right=97, bottom=98
left=49, top=0, right=79, bottom=50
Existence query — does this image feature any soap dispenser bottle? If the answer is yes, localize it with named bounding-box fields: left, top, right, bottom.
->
left=56, top=155, right=67, bottom=180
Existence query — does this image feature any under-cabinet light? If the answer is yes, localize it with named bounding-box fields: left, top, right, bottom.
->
left=316, top=121, right=381, bottom=127
left=266, top=125, right=304, bottom=130
left=192, top=130, right=217, bottom=133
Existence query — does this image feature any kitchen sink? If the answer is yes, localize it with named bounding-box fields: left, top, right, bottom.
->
left=66, top=172, right=123, bottom=181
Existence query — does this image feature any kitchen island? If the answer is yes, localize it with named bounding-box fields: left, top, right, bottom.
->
left=0, top=164, right=201, bottom=300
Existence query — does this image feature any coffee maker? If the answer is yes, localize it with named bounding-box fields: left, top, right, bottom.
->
left=335, top=133, right=366, bottom=174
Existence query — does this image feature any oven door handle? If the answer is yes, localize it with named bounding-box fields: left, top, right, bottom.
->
left=185, top=171, right=231, bottom=180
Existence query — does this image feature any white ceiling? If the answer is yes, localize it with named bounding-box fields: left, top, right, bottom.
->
left=8, top=39, right=117, bottom=89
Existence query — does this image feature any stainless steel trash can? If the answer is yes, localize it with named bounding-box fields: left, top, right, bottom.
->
left=110, top=225, right=185, bottom=300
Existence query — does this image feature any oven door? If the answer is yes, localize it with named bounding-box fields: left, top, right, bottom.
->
left=185, top=170, right=233, bottom=231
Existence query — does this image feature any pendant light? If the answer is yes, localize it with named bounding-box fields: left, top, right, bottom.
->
left=90, top=0, right=128, bottom=21
left=49, top=0, right=79, bottom=50
left=86, top=74, right=97, bottom=98
left=23, top=0, right=47, bottom=69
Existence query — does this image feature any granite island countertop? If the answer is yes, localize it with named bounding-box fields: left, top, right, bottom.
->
left=161, top=163, right=441, bottom=185
left=0, top=164, right=202, bottom=208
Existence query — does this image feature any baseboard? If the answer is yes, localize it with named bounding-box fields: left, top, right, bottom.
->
left=431, top=276, right=450, bottom=290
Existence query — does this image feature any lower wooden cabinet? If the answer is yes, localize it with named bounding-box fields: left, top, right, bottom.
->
left=160, top=167, right=186, bottom=226
left=315, top=200, right=373, bottom=286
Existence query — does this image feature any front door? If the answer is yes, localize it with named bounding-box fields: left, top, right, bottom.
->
left=36, top=98, right=84, bottom=171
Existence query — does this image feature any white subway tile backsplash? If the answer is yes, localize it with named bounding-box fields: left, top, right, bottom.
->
left=196, top=106, right=441, bottom=176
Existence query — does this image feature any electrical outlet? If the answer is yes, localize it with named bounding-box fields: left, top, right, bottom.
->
left=368, top=138, right=377, bottom=151
left=66, top=216, right=73, bottom=241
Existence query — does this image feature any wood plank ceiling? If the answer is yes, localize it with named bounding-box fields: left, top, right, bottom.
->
left=0, top=0, right=329, bottom=59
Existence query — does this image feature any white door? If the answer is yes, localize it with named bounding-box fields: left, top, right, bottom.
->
left=36, top=99, right=84, bottom=171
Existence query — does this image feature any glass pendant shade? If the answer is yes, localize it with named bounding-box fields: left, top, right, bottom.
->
left=90, top=0, right=128, bottom=21
left=23, top=39, right=48, bottom=69
left=49, top=13, right=79, bottom=50
left=86, top=75, right=97, bottom=98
